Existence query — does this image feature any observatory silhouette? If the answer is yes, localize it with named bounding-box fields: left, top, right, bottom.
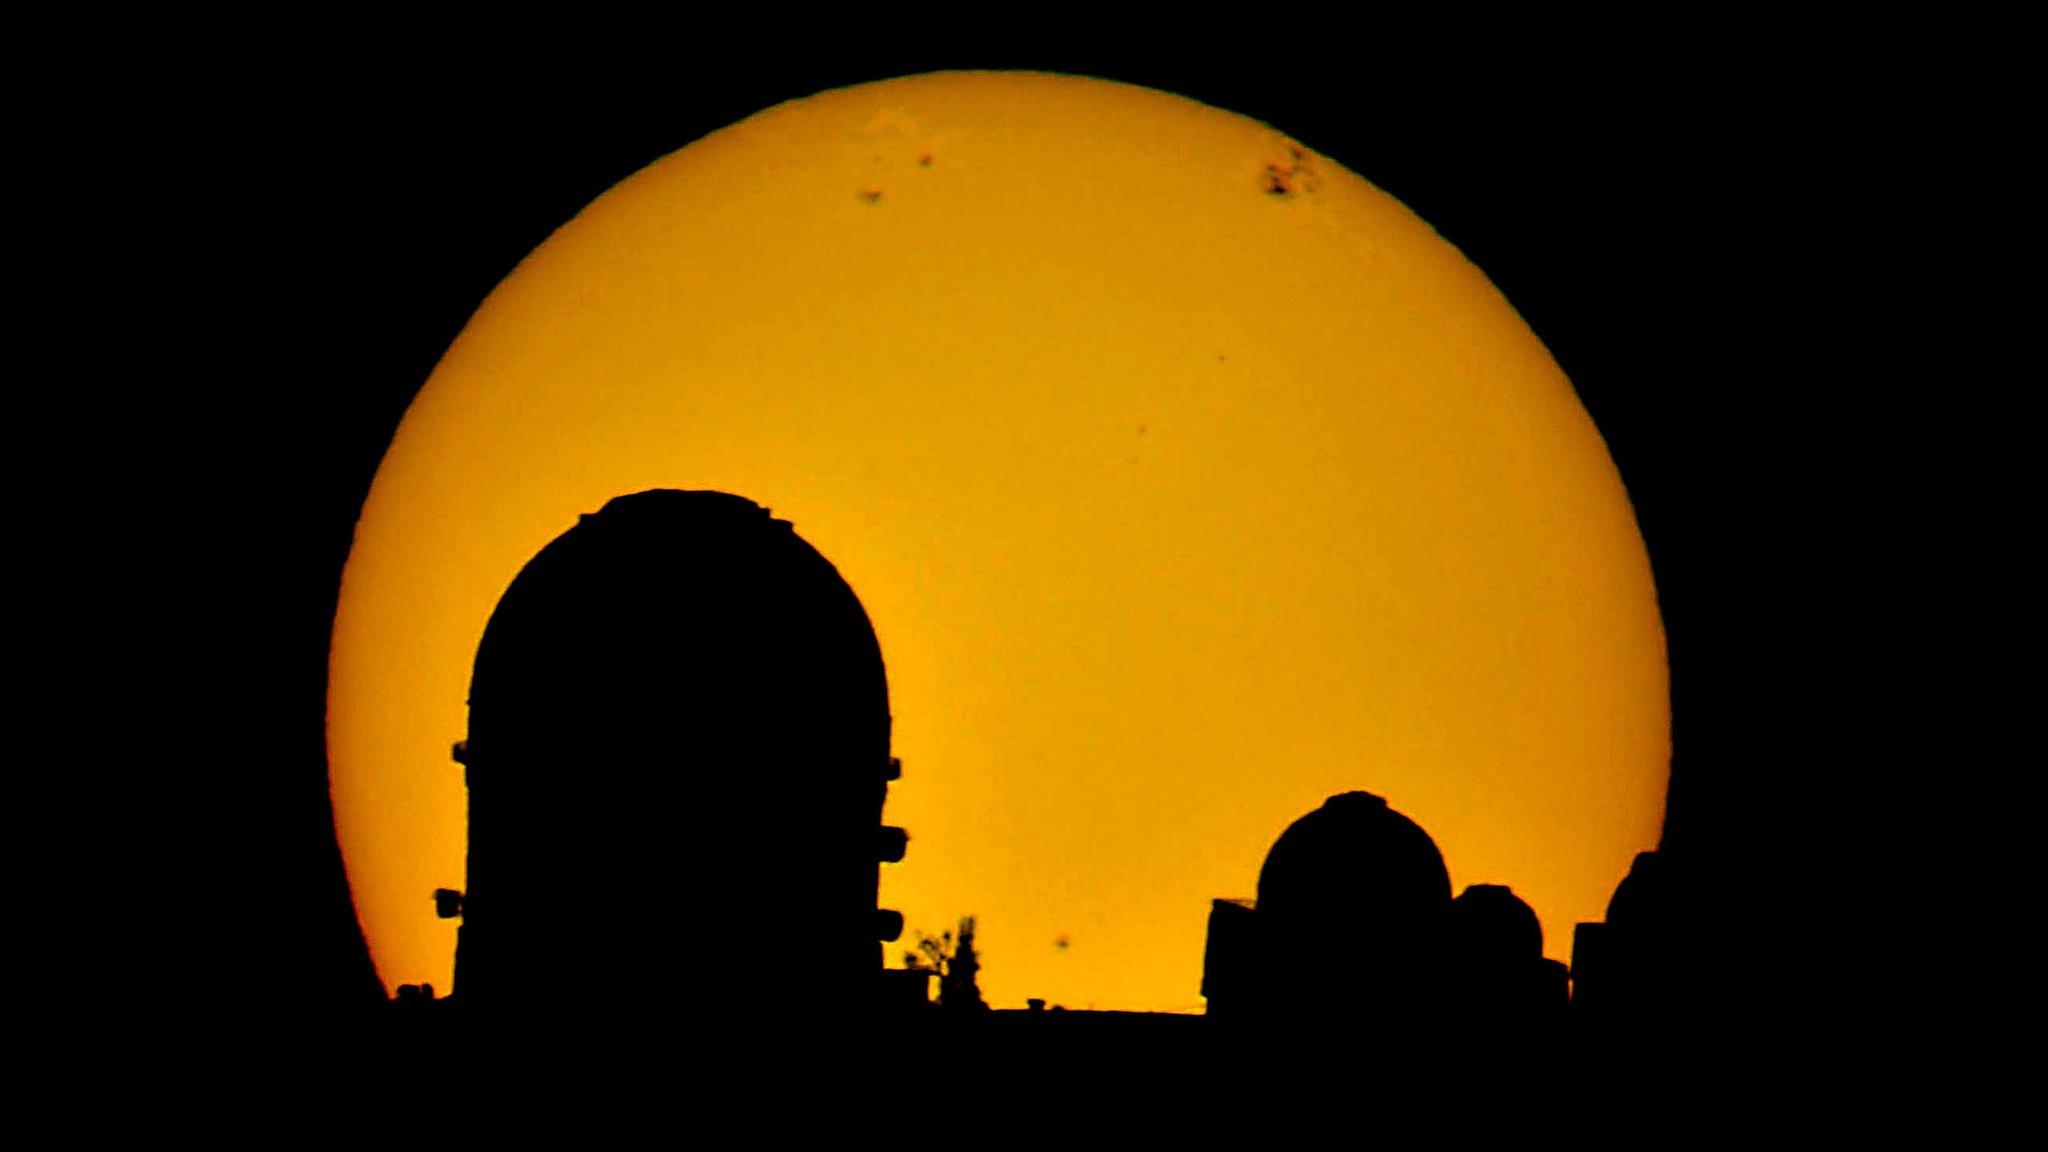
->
left=1204, top=792, right=1451, bottom=1022
left=1446, top=883, right=1570, bottom=1038
left=1203, top=792, right=1566, bottom=1032
left=438, top=490, right=908, bottom=1025
left=393, top=492, right=1671, bottom=1049
left=1569, top=848, right=1689, bottom=1036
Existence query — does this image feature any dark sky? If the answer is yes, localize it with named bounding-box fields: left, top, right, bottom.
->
left=74, top=42, right=1913, bottom=1026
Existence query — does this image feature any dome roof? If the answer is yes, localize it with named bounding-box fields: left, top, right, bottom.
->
left=1255, top=791, right=1451, bottom=933
left=1451, top=883, right=1543, bottom=960
left=467, top=489, right=889, bottom=767
left=1605, top=850, right=1670, bottom=929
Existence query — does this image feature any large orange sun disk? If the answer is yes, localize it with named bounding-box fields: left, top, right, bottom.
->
left=328, top=72, right=1668, bottom=1013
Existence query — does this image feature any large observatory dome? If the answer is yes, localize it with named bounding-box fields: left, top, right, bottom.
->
left=454, top=490, right=899, bottom=1019
left=469, top=489, right=888, bottom=752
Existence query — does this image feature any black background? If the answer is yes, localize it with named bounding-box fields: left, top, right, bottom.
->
left=78, top=39, right=1927, bottom=1031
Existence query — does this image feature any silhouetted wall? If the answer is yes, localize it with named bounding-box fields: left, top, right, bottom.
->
left=1200, top=898, right=1259, bottom=1018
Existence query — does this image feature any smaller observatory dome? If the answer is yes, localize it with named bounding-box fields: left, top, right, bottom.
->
left=1249, top=792, right=1453, bottom=1017
left=1450, top=883, right=1543, bottom=961
left=1605, top=850, right=1670, bottom=930
left=1256, top=792, right=1451, bottom=928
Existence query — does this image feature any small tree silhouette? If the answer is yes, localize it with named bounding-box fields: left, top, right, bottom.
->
left=903, top=915, right=988, bottom=1012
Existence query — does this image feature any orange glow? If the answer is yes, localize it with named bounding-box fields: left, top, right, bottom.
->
left=328, top=72, right=1668, bottom=1012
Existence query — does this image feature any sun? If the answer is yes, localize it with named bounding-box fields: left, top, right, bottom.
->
left=328, top=70, right=1668, bottom=1013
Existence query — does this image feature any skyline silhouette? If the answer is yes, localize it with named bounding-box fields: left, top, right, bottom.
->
left=388, top=488, right=1702, bottom=1046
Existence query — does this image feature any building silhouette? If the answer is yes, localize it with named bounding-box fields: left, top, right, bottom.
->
left=437, top=490, right=908, bottom=1028
left=389, top=492, right=1691, bottom=1054
left=1571, top=849, right=1691, bottom=1037
left=1204, top=791, right=1453, bottom=1024
left=1445, top=883, right=1569, bottom=1039
left=1203, top=792, right=1570, bottom=1043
